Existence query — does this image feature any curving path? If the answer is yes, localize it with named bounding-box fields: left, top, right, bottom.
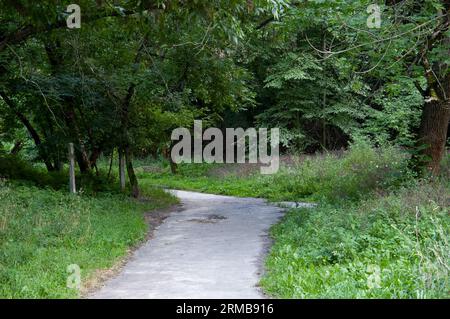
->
left=90, top=190, right=286, bottom=299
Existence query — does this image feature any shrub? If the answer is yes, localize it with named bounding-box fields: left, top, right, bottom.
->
left=0, top=155, right=117, bottom=194
left=136, top=140, right=414, bottom=203
left=278, top=138, right=412, bottom=202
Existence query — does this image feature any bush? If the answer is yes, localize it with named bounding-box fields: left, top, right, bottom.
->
left=0, top=155, right=118, bottom=194
left=263, top=138, right=412, bottom=202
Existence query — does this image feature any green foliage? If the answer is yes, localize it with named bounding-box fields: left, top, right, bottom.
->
left=0, top=183, right=177, bottom=298
left=241, top=0, right=449, bottom=153
left=282, top=138, right=413, bottom=202
left=257, top=48, right=370, bottom=150
left=139, top=139, right=413, bottom=203
left=0, top=155, right=117, bottom=194
left=0, top=0, right=285, bottom=170
left=0, top=0, right=447, bottom=300
left=361, top=78, right=423, bottom=145
left=261, top=180, right=449, bottom=298
left=1, top=0, right=448, bottom=172
left=0, top=155, right=66, bottom=188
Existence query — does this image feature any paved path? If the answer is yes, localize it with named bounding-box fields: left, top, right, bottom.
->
left=90, top=190, right=285, bottom=299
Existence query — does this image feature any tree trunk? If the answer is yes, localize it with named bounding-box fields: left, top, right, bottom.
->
left=64, top=106, right=91, bottom=174
left=409, top=1, right=450, bottom=175
left=168, top=141, right=178, bottom=174
left=107, top=148, right=114, bottom=179
left=169, top=158, right=178, bottom=175
left=119, top=148, right=126, bottom=192
left=89, top=147, right=102, bottom=168
left=45, top=41, right=92, bottom=174
left=75, top=147, right=91, bottom=174
left=68, top=143, right=77, bottom=194
left=125, top=146, right=139, bottom=198
left=118, top=42, right=147, bottom=197
left=0, top=91, right=55, bottom=171
left=415, top=99, right=450, bottom=175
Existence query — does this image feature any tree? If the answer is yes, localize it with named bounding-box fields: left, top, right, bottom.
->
left=412, top=1, right=450, bottom=174
left=0, top=0, right=284, bottom=196
left=250, top=0, right=449, bottom=172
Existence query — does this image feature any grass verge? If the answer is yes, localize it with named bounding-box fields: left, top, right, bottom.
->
left=0, top=182, right=177, bottom=298
left=261, top=181, right=449, bottom=298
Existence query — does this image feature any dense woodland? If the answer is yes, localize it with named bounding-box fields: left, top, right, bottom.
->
left=0, top=0, right=449, bottom=195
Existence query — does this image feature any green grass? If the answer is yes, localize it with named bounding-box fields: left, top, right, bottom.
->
left=0, top=183, right=177, bottom=298
left=261, top=181, right=449, bottom=298
left=139, top=166, right=282, bottom=200
left=137, top=139, right=412, bottom=203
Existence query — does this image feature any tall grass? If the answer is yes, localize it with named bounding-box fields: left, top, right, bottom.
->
left=138, top=139, right=413, bottom=203
left=274, top=140, right=411, bottom=202
left=261, top=181, right=449, bottom=298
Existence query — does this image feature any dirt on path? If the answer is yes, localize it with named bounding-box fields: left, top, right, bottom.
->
left=90, top=190, right=285, bottom=299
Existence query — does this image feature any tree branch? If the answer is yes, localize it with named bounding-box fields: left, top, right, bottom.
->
left=0, top=8, right=141, bottom=53
left=414, top=80, right=427, bottom=97
left=256, top=17, right=275, bottom=30
left=0, top=91, right=42, bottom=147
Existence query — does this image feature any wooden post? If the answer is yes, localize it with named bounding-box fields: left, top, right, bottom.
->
left=119, top=148, right=126, bottom=192
left=68, top=143, right=76, bottom=194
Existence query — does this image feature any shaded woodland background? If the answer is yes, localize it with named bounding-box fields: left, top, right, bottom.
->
left=0, top=0, right=449, bottom=196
